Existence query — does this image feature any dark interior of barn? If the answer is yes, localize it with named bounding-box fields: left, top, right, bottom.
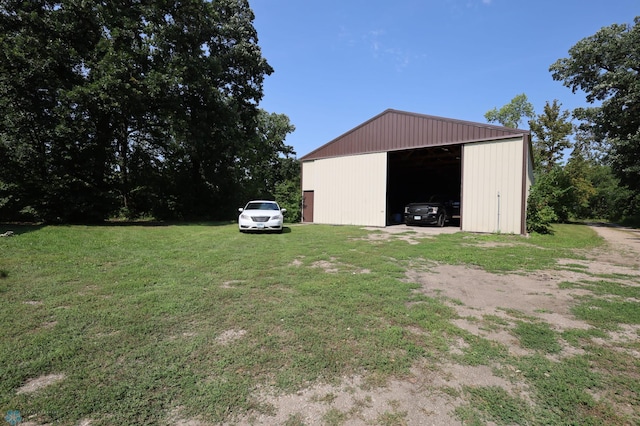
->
left=386, top=145, right=462, bottom=225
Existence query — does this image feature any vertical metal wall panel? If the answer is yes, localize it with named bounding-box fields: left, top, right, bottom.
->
left=312, top=153, right=387, bottom=227
left=301, top=160, right=315, bottom=191
left=462, top=137, right=525, bottom=234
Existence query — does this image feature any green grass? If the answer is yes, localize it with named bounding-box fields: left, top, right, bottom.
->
left=458, top=386, right=532, bottom=424
left=457, top=352, right=629, bottom=425
left=514, top=354, right=604, bottom=424
left=572, top=298, right=640, bottom=329
left=392, top=223, right=600, bottom=273
left=454, top=333, right=509, bottom=366
left=559, top=280, right=640, bottom=330
left=512, top=321, right=562, bottom=354
left=560, top=280, right=640, bottom=298
left=0, top=222, right=637, bottom=425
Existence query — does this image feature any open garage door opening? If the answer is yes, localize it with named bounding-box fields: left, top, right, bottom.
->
left=386, top=145, right=462, bottom=226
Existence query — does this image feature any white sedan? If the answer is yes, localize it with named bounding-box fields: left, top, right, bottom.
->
left=238, top=200, right=286, bottom=233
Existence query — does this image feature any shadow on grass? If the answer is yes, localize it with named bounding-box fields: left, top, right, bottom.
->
left=99, top=220, right=235, bottom=227
left=0, top=223, right=46, bottom=236
left=238, top=226, right=292, bottom=235
left=578, top=220, right=640, bottom=230
left=0, top=221, right=237, bottom=235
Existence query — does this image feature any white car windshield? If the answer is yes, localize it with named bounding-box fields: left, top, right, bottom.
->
left=245, top=202, right=279, bottom=211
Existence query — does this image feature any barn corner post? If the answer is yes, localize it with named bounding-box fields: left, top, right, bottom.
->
left=521, top=133, right=533, bottom=236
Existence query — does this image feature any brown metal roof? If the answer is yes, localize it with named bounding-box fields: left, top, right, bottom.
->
left=300, top=109, right=530, bottom=161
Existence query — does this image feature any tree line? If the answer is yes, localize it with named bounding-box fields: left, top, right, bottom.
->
left=485, top=17, right=640, bottom=233
left=1, top=4, right=638, bottom=230
left=0, top=0, right=299, bottom=223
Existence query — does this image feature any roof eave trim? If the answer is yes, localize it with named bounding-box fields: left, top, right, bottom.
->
left=299, top=109, right=529, bottom=161
left=301, top=133, right=529, bottom=162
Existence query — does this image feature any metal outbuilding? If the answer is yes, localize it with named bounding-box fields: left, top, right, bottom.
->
left=300, top=109, right=533, bottom=235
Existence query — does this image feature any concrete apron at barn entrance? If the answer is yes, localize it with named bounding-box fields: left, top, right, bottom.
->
left=365, top=224, right=461, bottom=236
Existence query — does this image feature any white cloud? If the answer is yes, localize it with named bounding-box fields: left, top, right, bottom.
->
left=339, top=27, right=413, bottom=71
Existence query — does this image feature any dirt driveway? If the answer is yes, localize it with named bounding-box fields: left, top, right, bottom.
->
left=227, top=224, right=640, bottom=426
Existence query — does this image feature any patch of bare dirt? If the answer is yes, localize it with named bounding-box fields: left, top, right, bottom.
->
left=359, top=224, right=459, bottom=246
left=357, top=231, right=423, bottom=245
left=221, top=280, right=245, bottom=289
left=463, top=241, right=519, bottom=249
left=40, top=321, right=58, bottom=329
left=289, top=256, right=304, bottom=267
left=228, top=361, right=533, bottom=425
left=406, top=264, right=593, bottom=331
left=16, top=373, right=66, bottom=395
left=227, top=352, right=511, bottom=420
left=582, top=223, right=640, bottom=270
left=591, top=323, right=640, bottom=354
left=167, top=407, right=208, bottom=426
left=556, top=257, right=640, bottom=280
left=311, top=258, right=340, bottom=273
left=215, top=329, right=247, bottom=346
left=308, top=257, right=371, bottom=274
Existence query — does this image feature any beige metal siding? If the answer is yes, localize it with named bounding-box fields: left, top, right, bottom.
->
left=311, top=153, right=387, bottom=227
left=302, top=160, right=315, bottom=191
left=462, top=137, right=525, bottom=234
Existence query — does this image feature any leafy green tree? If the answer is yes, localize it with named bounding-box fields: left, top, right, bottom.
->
left=0, top=1, right=110, bottom=222
left=546, top=167, right=574, bottom=223
left=274, top=171, right=302, bottom=223
left=529, top=100, right=573, bottom=172
left=87, top=1, right=156, bottom=218
left=526, top=171, right=558, bottom=234
left=527, top=163, right=585, bottom=233
left=484, top=93, right=535, bottom=129
left=564, top=143, right=632, bottom=221
left=239, top=110, right=296, bottom=201
left=0, top=0, right=281, bottom=222
left=525, top=99, right=578, bottom=228
left=526, top=104, right=608, bottom=226
left=564, top=124, right=635, bottom=222
left=550, top=17, right=640, bottom=205
left=587, top=165, right=633, bottom=222
left=563, top=150, right=596, bottom=218
left=143, top=0, right=274, bottom=220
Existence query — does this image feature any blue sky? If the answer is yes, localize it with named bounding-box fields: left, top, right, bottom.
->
left=251, top=0, right=638, bottom=158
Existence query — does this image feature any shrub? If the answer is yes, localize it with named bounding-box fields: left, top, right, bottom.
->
left=274, top=178, right=301, bottom=223
left=527, top=175, right=558, bottom=234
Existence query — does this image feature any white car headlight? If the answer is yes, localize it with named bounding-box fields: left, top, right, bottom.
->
left=431, top=207, right=439, bottom=213
left=240, top=214, right=249, bottom=220
left=272, top=215, right=282, bottom=220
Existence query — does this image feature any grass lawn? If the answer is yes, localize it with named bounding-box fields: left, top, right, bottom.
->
left=0, top=222, right=637, bottom=425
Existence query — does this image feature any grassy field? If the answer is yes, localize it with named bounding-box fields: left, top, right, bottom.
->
left=0, top=222, right=638, bottom=425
